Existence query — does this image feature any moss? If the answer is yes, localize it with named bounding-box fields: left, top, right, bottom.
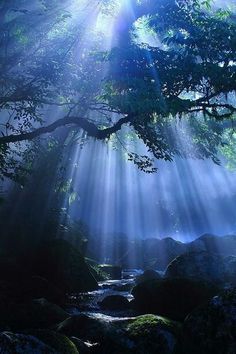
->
left=98, top=264, right=122, bottom=280
left=125, top=315, right=182, bottom=354
left=85, top=258, right=109, bottom=281
left=127, top=315, right=181, bottom=338
left=28, top=330, right=79, bottom=354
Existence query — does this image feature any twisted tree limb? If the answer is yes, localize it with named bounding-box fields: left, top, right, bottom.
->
left=0, top=115, right=132, bottom=145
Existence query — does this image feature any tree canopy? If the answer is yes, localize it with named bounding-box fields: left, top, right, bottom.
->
left=0, top=0, right=235, bottom=178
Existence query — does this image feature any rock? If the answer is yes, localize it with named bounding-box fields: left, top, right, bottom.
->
left=0, top=331, right=56, bottom=353
left=165, top=251, right=226, bottom=284
left=89, top=235, right=236, bottom=270
left=28, top=330, right=79, bottom=353
left=126, top=314, right=182, bottom=354
left=18, top=276, right=65, bottom=305
left=111, top=283, right=134, bottom=292
left=135, top=269, right=161, bottom=284
left=132, top=278, right=218, bottom=321
left=189, top=234, right=236, bottom=256
left=70, top=336, right=99, bottom=354
left=32, top=239, right=98, bottom=292
left=0, top=276, right=65, bottom=309
left=182, top=288, right=236, bottom=354
left=0, top=257, right=30, bottom=281
left=98, top=295, right=130, bottom=311
left=98, top=265, right=122, bottom=280
left=56, top=314, right=131, bottom=353
left=24, top=298, right=69, bottom=329
left=0, top=298, right=69, bottom=331
left=117, top=238, right=187, bottom=270
left=86, top=258, right=110, bottom=281
left=56, top=313, right=181, bottom=354
left=223, top=255, right=236, bottom=285
left=142, top=238, right=188, bottom=270
left=56, top=314, right=107, bottom=341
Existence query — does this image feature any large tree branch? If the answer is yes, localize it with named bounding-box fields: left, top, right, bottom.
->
left=0, top=115, right=132, bottom=145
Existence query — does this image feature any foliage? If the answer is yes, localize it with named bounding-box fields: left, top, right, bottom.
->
left=220, top=128, right=236, bottom=170
left=0, top=0, right=235, bottom=177
left=0, top=136, right=89, bottom=252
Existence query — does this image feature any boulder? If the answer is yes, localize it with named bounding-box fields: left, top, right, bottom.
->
left=23, top=298, right=69, bottom=329
left=56, top=314, right=107, bottom=341
left=0, top=331, right=56, bottom=353
left=135, top=270, right=161, bottom=284
left=132, top=278, right=218, bottom=321
left=223, top=255, right=236, bottom=285
left=70, top=336, right=95, bottom=354
left=117, top=237, right=187, bottom=270
left=0, top=257, right=30, bottom=281
left=18, top=276, right=65, bottom=305
left=0, top=275, right=65, bottom=308
left=182, top=288, right=236, bottom=354
left=165, top=251, right=226, bottom=284
left=0, top=298, right=69, bottom=331
left=126, top=314, right=181, bottom=354
left=71, top=337, right=101, bottom=354
left=28, top=330, right=79, bottom=353
left=98, top=295, right=130, bottom=311
left=189, top=234, right=236, bottom=256
left=142, top=238, right=187, bottom=270
left=56, top=313, right=181, bottom=354
left=32, top=239, right=98, bottom=292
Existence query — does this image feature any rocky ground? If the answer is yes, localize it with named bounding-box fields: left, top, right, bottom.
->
left=0, top=235, right=236, bottom=353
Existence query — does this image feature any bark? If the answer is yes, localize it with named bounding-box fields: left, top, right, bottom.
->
left=0, top=115, right=132, bottom=145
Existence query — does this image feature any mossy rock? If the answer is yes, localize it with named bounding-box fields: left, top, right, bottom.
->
left=85, top=258, right=110, bottom=281
left=98, top=264, right=122, bottom=280
left=27, top=330, right=79, bottom=353
left=56, top=314, right=108, bottom=341
left=127, top=314, right=181, bottom=337
left=70, top=336, right=93, bottom=353
left=56, top=313, right=182, bottom=354
left=32, top=239, right=98, bottom=292
left=56, top=314, right=134, bottom=354
left=132, top=278, right=218, bottom=321
left=165, top=251, right=226, bottom=285
left=182, top=288, right=236, bottom=354
left=0, top=298, right=69, bottom=331
left=126, top=314, right=182, bottom=354
left=0, top=331, right=56, bottom=353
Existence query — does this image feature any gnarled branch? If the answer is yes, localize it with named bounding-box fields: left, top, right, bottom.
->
left=0, top=115, right=132, bottom=145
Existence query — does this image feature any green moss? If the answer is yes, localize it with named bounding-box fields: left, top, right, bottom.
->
left=127, top=315, right=181, bottom=338
left=86, top=260, right=110, bottom=281
left=28, top=330, right=79, bottom=353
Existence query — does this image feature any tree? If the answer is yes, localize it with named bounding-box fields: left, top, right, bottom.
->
left=0, top=0, right=235, bottom=178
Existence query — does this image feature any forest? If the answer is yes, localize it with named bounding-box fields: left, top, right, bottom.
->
left=0, top=0, right=236, bottom=353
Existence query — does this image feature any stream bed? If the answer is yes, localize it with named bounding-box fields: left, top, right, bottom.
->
left=66, top=269, right=143, bottom=321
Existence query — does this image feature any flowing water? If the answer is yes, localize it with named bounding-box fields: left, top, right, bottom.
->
left=66, top=269, right=143, bottom=321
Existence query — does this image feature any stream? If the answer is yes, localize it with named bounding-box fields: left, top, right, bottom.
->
left=66, top=269, right=143, bottom=321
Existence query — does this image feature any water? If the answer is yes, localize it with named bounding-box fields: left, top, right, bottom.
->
left=66, top=269, right=141, bottom=321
